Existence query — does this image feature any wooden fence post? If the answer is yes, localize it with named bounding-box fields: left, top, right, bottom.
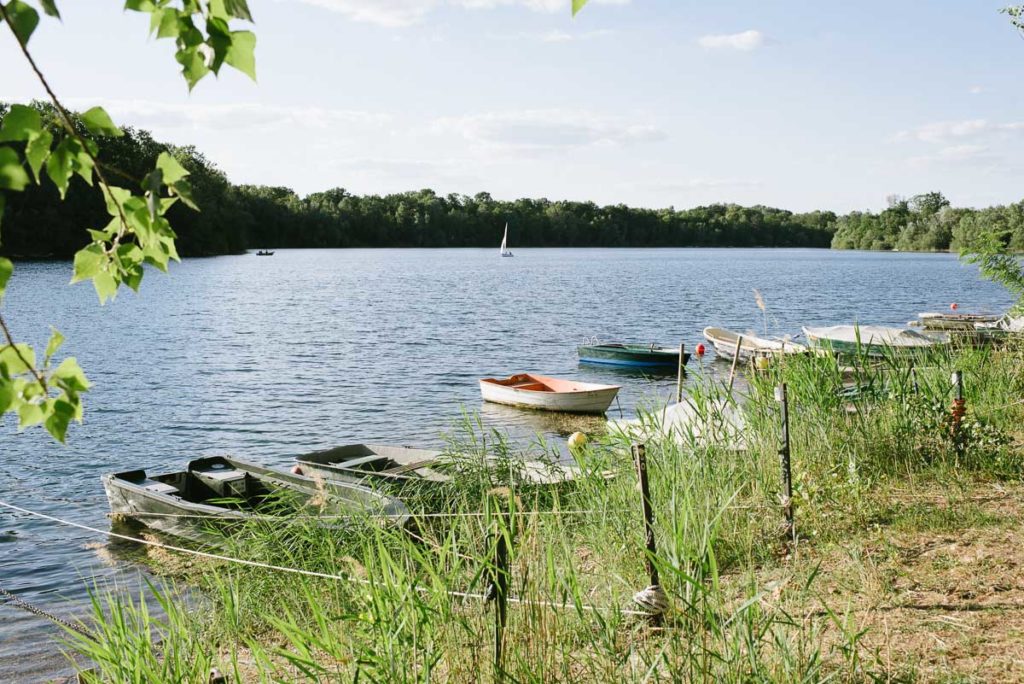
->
left=487, top=494, right=511, bottom=680
left=632, top=443, right=666, bottom=623
left=774, top=384, right=795, bottom=542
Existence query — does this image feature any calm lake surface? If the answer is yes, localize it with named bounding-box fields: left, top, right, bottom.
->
left=0, top=248, right=1013, bottom=680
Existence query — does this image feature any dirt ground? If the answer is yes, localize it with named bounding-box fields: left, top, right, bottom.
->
left=782, top=483, right=1024, bottom=683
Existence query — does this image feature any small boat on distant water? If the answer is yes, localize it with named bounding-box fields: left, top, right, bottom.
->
left=102, top=456, right=408, bottom=544
left=499, top=222, right=514, bottom=257
left=577, top=342, right=689, bottom=369
left=702, top=327, right=806, bottom=361
left=802, top=325, right=940, bottom=356
left=479, top=374, right=620, bottom=414
left=256, top=250, right=275, bottom=256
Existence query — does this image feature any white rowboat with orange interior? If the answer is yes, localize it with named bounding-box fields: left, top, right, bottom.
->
left=479, top=374, right=620, bottom=414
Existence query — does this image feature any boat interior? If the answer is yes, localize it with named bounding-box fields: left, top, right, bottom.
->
left=114, top=457, right=291, bottom=510
left=484, top=375, right=553, bottom=392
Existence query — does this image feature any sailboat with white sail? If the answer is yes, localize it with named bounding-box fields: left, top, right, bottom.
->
left=499, top=222, right=514, bottom=257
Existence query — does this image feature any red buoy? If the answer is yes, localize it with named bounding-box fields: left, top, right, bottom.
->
left=950, top=302, right=958, bottom=311
left=695, top=343, right=706, bottom=357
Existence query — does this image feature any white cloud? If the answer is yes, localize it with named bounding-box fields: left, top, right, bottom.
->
left=287, top=0, right=630, bottom=27
left=895, top=119, right=1024, bottom=143
left=432, top=109, right=665, bottom=151
left=697, top=29, right=765, bottom=51
left=968, top=85, right=985, bottom=95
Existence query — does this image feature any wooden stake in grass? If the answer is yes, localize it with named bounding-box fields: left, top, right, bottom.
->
left=775, top=384, right=795, bottom=542
left=631, top=443, right=668, bottom=622
left=486, top=492, right=511, bottom=680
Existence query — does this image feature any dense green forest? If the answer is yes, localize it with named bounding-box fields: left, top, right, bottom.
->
left=830, top=192, right=1024, bottom=252
left=1, top=103, right=1021, bottom=257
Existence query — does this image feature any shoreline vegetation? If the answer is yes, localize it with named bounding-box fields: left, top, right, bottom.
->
left=57, top=341, right=1024, bottom=682
left=3, top=103, right=1023, bottom=259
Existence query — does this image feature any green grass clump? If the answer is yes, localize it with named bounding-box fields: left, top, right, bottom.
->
left=66, top=343, right=1024, bottom=682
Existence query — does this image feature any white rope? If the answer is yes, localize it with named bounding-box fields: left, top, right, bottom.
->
left=0, top=499, right=647, bottom=616
left=117, top=507, right=634, bottom=521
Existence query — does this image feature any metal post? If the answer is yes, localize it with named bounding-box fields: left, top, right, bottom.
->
left=774, top=384, right=795, bottom=541
left=488, top=496, right=510, bottom=680
left=676, top=342, right=686, bottom=403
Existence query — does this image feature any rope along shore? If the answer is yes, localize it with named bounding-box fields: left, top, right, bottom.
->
left=0, top=499, right=649, bottom=617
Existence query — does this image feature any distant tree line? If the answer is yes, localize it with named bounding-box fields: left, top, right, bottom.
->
left=829, top=192, right=1024, bottom=253
left=1, top=104, right=1020, bottom=257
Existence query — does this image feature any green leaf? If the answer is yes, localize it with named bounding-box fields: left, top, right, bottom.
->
left=38, top=0, right=60, bottom=18
left=225, top=30, right=256, bottom=81
left=571, top=0, right=589, bottom=16
left=18, top=401, right=44, bottom=429
left=5, top=0, right=39, bottom=45
left=0, top=104, right=41, bottom=142
left=156, top=152, right=188, bottom=184
left=123, top=264, right=144, bottom=291
left=171, top=179, right=198, bottom=210
left=0, top=147, right=29, bottom=191
left=0, top=256, right=11, bottom=302
left=43, top=327, right=64, bottom=364
left=53, top=357, right=90, bottom=392
left=102, top=185, right=132, bottom=218
left=44, top=398, right=75, bottom=442
left=0, top=191, right=5, bottom=235
left=92, top=269, right=118, bottom=303
left=153, top=7, right=178, bottom=38
left=223, top=0, right=252, bottom=21
left=0, top=378, right=14, bottom=415
left=70, top=243, right=106, bottom=283
left=0, top=343, right=36, bottom=374
left=24, top=129, right=52, bottom=182
left=123, top=0, right=157, bottom=11
left=45, top=138, right=73, bottom=198
left=176, top=45, right=211, bottom=90
left=81, top=106, right=123, bottom=137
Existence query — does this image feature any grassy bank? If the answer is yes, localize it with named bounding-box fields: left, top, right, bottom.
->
left=66, top=342, right=1024, bottom=682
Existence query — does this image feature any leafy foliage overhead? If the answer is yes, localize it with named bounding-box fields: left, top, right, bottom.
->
left=0, top=0, right=256, bottom=441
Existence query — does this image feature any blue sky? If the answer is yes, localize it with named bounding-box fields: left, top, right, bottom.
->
left=2, top=0, right=1023, bottom=211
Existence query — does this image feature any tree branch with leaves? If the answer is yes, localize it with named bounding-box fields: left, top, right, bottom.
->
left=0, top=0, right=256, bottom=441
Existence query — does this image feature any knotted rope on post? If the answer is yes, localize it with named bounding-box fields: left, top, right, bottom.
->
left=632, top=584, right=670, bottom=617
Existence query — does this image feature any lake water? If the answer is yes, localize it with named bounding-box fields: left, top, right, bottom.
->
left=0, top=248, right=1013, bottom=680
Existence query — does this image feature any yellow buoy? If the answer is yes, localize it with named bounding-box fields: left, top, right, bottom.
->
left=568, top=431, right=588, bottom=451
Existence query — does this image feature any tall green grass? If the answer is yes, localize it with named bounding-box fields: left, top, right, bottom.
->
left=66, top=343, right=1024, bottom=682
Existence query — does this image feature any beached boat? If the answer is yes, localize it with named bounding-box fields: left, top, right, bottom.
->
left=702, top=327, right=806, bottom=361
left=913, top=312, right=1000, bottom=331
left=103, top=456, right=408, bottom=544
left=479, top=374, right=620, bottom=414
left=802, top=325, right=940, bottom=356
left=577, top=342, right=689, bottom=369
left=295, top=444, right=448, bottom=485
left=293, top=443, right=583, bottom=487
left=499, top=222, right=513, bottom=257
